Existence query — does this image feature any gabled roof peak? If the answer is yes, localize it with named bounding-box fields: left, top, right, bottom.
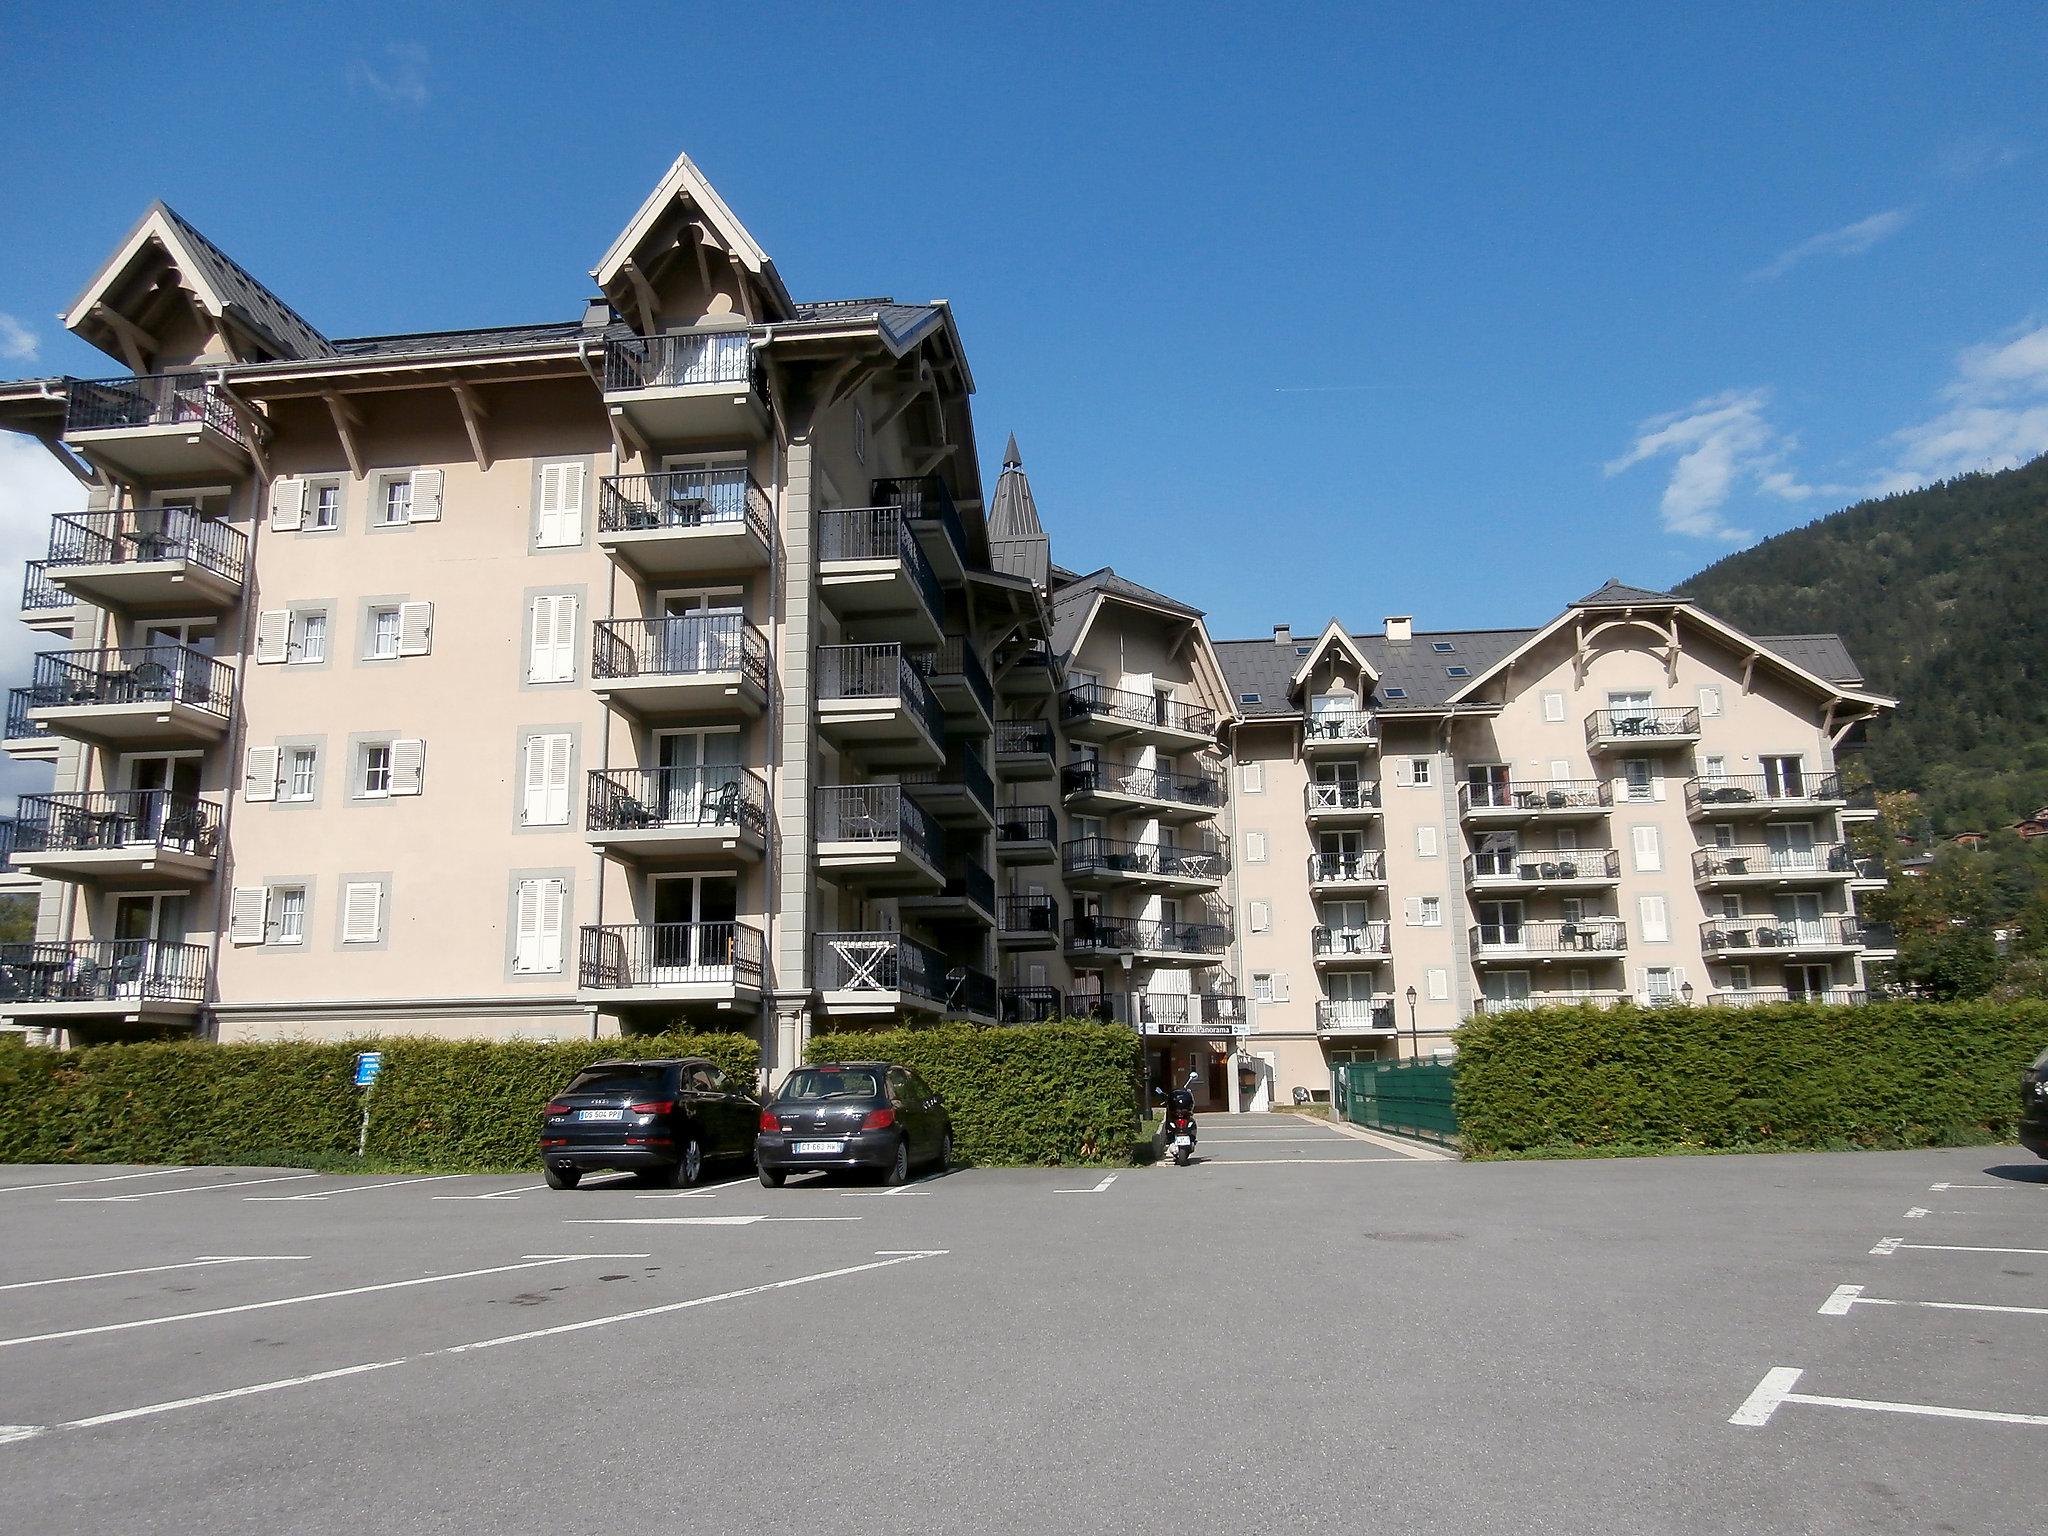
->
left=592, top=149, right=793, bottom=323
left=1572, top=578, right=1678, bottom=608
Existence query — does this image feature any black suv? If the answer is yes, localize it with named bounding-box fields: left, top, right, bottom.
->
left=756, top=1061, right=951, bottom=1186
left=540, top=1057, right=759, bottom=1189
left=2021, top=1047, right=2048, bottom=1158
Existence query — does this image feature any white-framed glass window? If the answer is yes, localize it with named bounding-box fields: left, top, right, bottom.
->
left=1419, top=896, right=1443, bottom=927
left=361, top=743, right=393, bottom=798
left=309, top=482, right=341, bottom=531
left=1644, top=966, right=1679, bottom=1003
left=1608, top=690, right=1653, bottom=727
left=1560, top=896, right=1586, bottom=923
left=1409, top=757, right=1432, bottom=787
left=379, top=477, right=413, bottom=526
left=272, top=885, right=306, bottom=945
left=1703, top=754, right=1727, bottom=781
left=292, top=610, right=327, bottom=664
left=287, top=747, right=317, bottom=802
left=1251, top=971, right=1275, bottom=1004
left=370, top=606, right=402, bottom=659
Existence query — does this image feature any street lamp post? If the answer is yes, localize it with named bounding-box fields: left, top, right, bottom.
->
left=1681, top=981, right=1695, bottom=1007
left=1405, top=984, right=1420, bottom=1065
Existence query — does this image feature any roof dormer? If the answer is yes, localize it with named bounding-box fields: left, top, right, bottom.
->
left=591, top=150, right=794, bottom=333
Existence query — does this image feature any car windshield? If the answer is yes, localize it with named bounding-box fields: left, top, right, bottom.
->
left=779, top=1068, right=881, bottom=1101
left=563, top=1066, right=668, bottom=1098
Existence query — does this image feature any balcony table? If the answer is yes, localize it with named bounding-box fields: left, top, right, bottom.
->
left=829, top=939, right=894, bottom=991
left=1175, top=853, right=1215, bottom=879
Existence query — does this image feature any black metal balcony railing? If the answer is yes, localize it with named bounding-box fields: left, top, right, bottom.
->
left=14, top=791, right=221, bottom=858
left=1063, top=835, right=1229, bottom=881
left=903, top=746, right=996, bottom=821
left=21, top=561, right=74, bottom=616
left=585, top=766, right=768, bottom=837
left=815, top=931, right=959, bottom=1006
left=578, top=921, right=765, bottom=990
left=65, top=374, right=246, bottom=445
left=1309, top=850, right=1386, bottom=883
left=1685, top=773, right=1844, bottom=815
left=592, top=614, right=771, bottom=691
left=1467, top=848, right=1622, bottom=883
left=1708, top=989, right=1867, bottom=1007
left=999, top=985, right=1063, bottom=1023
left=5, top=687, right=56, bottom=743
left=995, top=803, right=1056, bottom=845
left=1584, top=706, right=1702, bottom=743
left=872, top=474, right=969, bottom=575
left=1691, top=844, right=1854, bottom=881
left=995, top=719, right=1055, bottom=757
left=1059, top=681, right=1217, bottom=739
left=999, top=895, right=1060, bottom=935
left=1842, top=782, right=1880, bottom=814
left=817, top=644, right=946, bottom=746
left=819, top=508, right=945, bottom=627
left=1129, top=992, right=1249, bottom=1032
left=1698, top=917, right=1864, bottom=950
left=1063, top=916, right=1230, bottom=956
left=601, top=332, right=763, bottom=397
left=1303, top=710, right=1377, bottom=745
left=47, top=507, right=248, bottom=586
left=1860, top=921, right=1896, bottom=949
left=1317, top=999, right=1397, bottom=1031
left=815, top=785, right=947, bottom=869
left=597, top=469, right=773, bottom=543
left=0, top=939, right=208, bottom=1005
left=1062, top=759, right=1222, bottom=810
left=910, top=637, right=995, bottom=721
left=31, top=644, right=233, bottom=718
left=1460, top=779, right=1614, bottom=813
left=1471, top=918, right=1627, bottom=953
left=928, top=858, right=996, bottom=917
left=1312, top=923, right=1391, bottom=958
left=1305, top=780, right=1380, bottom=813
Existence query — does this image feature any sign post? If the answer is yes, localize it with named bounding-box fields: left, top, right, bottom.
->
left=352, top=1051, right=384, bottom=1158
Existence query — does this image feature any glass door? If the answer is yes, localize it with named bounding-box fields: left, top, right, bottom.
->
left=1773, top=892, right=1825, bottom=945
left=1477, top=900, right=1524, bottom=949
left=660, top=589, right=743, bottom=674
left=1482, top=971, right=1531, bottom=1010
left=1466, top=763, right=1510, bottom=809
left=1765, top=821, right=1817, bottom=872
left=650, top=874, right=741, bottom=980
left=1761, top=756, right=1806, bottom=798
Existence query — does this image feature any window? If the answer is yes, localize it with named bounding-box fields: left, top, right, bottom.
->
left=1542, top=690, right=1566, bottom=723
left=1244, top=831, right=1267, bottom=864
left=1721, top=895, right=1743, bottom=919
left=1728, top=964, right=1752, bottom=992
left=292, top=610, right=327, bottom=664
left=1631, top=825, right=1662, bottom=872
left=380, top=478, right=413, bottom=526
left=370, top=607, right=402, bottom=659
left=1409, top=757, right=1432, bottom=786
left=522, top=733, right=573, bottom=826
left=1560, top=896, right=1586, bottom=923
left=528, top=594, right=578, bottom=682
left=1383, top=687, right=1407, bottom=700
left=361, top=744, right=393, bottom=797
left=537, top=462, right=587, bottom=548
left=1623, top=758, right=1654, bottom=802
left=1251, top=971, right=1275, bottom=1004
left=1249, top=900, right=1271, bottom=933
left=1426, top=968, right=1448, bottom=1001
left=1644, top=966, right=1678, bottom=1003
left=1240, top=762, right=1264, bottom=793
left=1703, top=754, right=1727, bottom=781
left=309, top=482, right=340, bottom=531
left=1416, top=824, right=1439, bottom=858
left=513, top=877, right=567, bottom=974
left=1445, top=665, right=1471, bottom=678
left=1238, top=692, right=1262, bottom=705
left=287, top=748, right=317, bottom=803
left=272, top=886, right=306, bottom=945
left=342, top=881, right=384, bottom=944
left=1419, top=896, right=1443, bottom=927
left=1638, top=895, right=1670, bottom=943
left=1294, top=645, right=1311, bottom=657
left=1432, top=641, right=1457, bottom=654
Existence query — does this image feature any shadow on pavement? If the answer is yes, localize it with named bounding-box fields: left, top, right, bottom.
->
left=1982, top=1162, right=2048, bottom=1184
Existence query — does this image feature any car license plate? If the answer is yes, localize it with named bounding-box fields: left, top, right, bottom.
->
left=1173, top=1135, right=1194, bottom=1149
left=793, top=1140, right=844, bottom=1155
left=578, top=1108, right=625, bottom=1122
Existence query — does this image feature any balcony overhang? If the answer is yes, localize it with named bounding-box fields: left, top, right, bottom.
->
left=30, top=698, right=229, bottom=749
left=815, top=699, right=943, bottom=769
left=593, top=669, right=766, bottom=721
left=65, top=420, right=251, bottom=484
left=1472, top=945, right=1627, bottom=965
left=583, top=823, right=766, bottom=863
left=578, top=976, right=761, bottom=1011
left=50, top=558, right=241, bottom=616
left=598, top=519, right=771, bottom=581
left=815, top=838, right=944, bottom=892
left=603, top=383, right=769, bottom=451
left=2, top=997, right=202, bottom=1028
left=817, top=562, right=944, bottom=646
left=14, top=845, right=217, bottom=887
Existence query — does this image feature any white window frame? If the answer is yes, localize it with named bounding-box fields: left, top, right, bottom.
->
left=308, top=480, right=341, bottom=531
left=1419, top=896, right=1443, bottom=928
left=1239, top=762, right=1264, bottom=794
left=522, top=732, right=574, bottom=826
left=1251, top=971, right=1275, bottom=1004
left=291, top=609, right=327, bottom=664
left=341, top=881, right=384, bottom=944
left=379, top=476, right=414, bottom=526
left=360, top=743, right=393, bottom=799
left=272, top=885, right=307, bottom=946
left=1409, top=757, right=1432, bottom=787
left=370, top=606, right=402, bottom=660
left=286, top=747, right=317, bottom=803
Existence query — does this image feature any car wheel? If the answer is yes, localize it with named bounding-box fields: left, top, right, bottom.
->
left=937, top=1130, right=953, bottom=1172
left=543, top=1164, right=582, bottom=1191
left=667, top=1134, right=704, bottom=1189
left=759, top=1166, right=787, bottom=1188
left=884, top=1136, right=911, bottom=1185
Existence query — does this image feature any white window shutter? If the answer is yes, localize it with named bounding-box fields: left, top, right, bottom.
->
left=1272, top=971, right=1290, bottom=1003
left=514, top=880, right=544, bottom=972
left=528, top=595, right=576, bottom=682
left=536, top=465, right=564, bottom=547
left=1246, top=831, right=1267, bottom=863
left=1250, top=900, right=1270, bottom=933
left=397, top=601, right=434, bottom=656
left=523, top=733, right=571, bottom=824
left=243, top=745, right=280, bottom=802
left=1391, top=758, right=1413, bottom=788
left=390, top=738, right=426, bottom=796
left=1542, top=691, right=1565, bottom=722
left=1403, top=895, right=1425, bottom=927
left=1550, top=759, right=1571, bottom=782
left=557, top=463, right=585, bottom=544
left=1651, top=768, right=1667, bottom=802
left=546, top=734, right=572, bottom=824
left=1632, top=825, right=1662, bottom=872
left=1426, top=968, right=1449, bottom=1001
left=521, top=736, right=548, bottom=823
left=1416, top=825, right=1439, bottom=858
left=408, top=468, right=444, bottom=522
left=1697, top=686, right=1721, bottom=719
left=253, top=609, right=291, bottom=664
left=538, top=879, right=565, bottom=972
left=1240, top=762, right=1263, bottom=793
left=552, top=596, right=578, bottom=679
left=342, top=882, right=383, bottom=944
left=229, top=887, right=268, bottom=945
left=1639, top=895, right=1670, bottom=943
left=268, top=477, right=306, bottom=532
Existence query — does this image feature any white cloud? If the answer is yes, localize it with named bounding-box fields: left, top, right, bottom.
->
left=1603, top=389, right=1835, bottom=541
left=0, top=315, right=37, bottom=363
left=1869, top=321, right=2048, bottom=491
left=348, top=43, right=430, bottom=107
left=0, top=436, right=86, bottom=809
left=1750, top=208, right=1913, bottom=282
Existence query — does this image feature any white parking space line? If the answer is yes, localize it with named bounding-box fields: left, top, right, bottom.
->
left=430, top=1185, right=548, bottom=1201
left=59, top=1172, right=320, bottom=1203
left=1929, top=1182, right=2026, bottom=1192
left=565, top=1215, right=863, bottom=1227
left=1190, top=1156, right=1422, bottom=1165
left=0, top=1256, right=306, bottom=1295
left=633, top=1176, right=756, bottom=1200
left=1872, top=1238, right=2048, bottom=1257
left=0, top=1255, right=616, bottom=1351
left=0, top=1168, right=190, bottom=1195
left=1057, top=1174, right=1118, bottom=1194
left=1730, top=1366, right=2048, bottom=1429
left=247, top=1175, right=468, bottom=1201
left=0, top=1249, right=948, bottom=1448
left=839, top=1170, right=950, bottom=1198
left=1903, top=1207, right=1990, bottom=1219
left=1821, top=1282, right=2048, bottom=1319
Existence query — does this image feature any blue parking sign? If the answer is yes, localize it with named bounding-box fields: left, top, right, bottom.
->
left=353, top=1052, right=384, bottom=1088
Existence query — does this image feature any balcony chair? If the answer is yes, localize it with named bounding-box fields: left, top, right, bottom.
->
left=701, top=780, right=742, bottom=827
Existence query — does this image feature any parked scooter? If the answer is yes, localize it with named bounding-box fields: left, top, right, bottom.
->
left=1157, top=1071, right=1200, bottom=1166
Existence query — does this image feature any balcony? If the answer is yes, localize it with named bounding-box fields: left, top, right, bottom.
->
left=11, top=792, right=221, bottom=884
left=816, top=644, right=945, bottom=769
left=4, top=688, right=59, bottom=762
left=1471, top=918, right=1627, bottom=962
left=818, top=509, right=944, bottom=646
left=1685, top=772, right=1845, bottom=820
left=998, top=895, right=1060, bottom=947
left=1460, top=779, right=1613, bottom=821
left=20, top=562, right=75, bottom=634
left=1062, top=758, right=1222, bottom=820
left=44, top=507, right=247, bottom=613
left=872, top=475, right=969, bottom=585
left=901, top=856, right=997, bottom=926
left=1311, top=923, right=1391, bottom=965
left=1471, top=992, right=1629, bottom=1015
left=1063, top=835, right=1229, bottom=890
left=1840, top=783, right=1882, bottom=822
left=994, top=719, right=1056, bottom=779
left=1859, top=920, right=1897, bottom=957
left=814, top=785, right=946, bottom=890
left=0, top=939, right=208, bottom=1026
left=1307, top=850, right=1387, bottom=892
left=1304, top=780, right=1381, bottom=823
left=578, top=921, right=764, bottom=1009
left=29, top=644, right=233, bottom=747
left=599, top=331, right=768, bottom=446
left=63, top=374, right=253, bottom=480
left=1059, top=682, right=1216, bottom=749
left=1301, top=711, right=1379, bottom=755
left=815, top=931, right=993, bottom=1020
left=584, top=767, right=768, bottom=861
left=1697, top=917, right=1865, bottom=959
left=596, top=469, right=772, bottom=579
left=1707, top=988, right=1867, bottom=1007
left=910, top=638, right=995, bottom=729
left=1584, top=707, right=1701, bottom=752
left=1128, top=991, right=1249, bottom=1036
left=1465, top=847, right=1622, bottom=892
left=999, top=984, right=1064, bottom=1023
left=1316, top=998, right=1397, bottom=1036
left=996, top=640, right=1057, bottom=695
left=994, top=803, right=1058, bottom=863
left=591, top=615, right=769, bottom=719
left=902, top=745, right=996, bottom=827
left=1691, top=843, right=1859, bottom=888
left=1063, top=915, right=1230, bottom=963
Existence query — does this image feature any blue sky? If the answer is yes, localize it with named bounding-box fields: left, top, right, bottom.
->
left=1, top=1, right=2045, bottom=645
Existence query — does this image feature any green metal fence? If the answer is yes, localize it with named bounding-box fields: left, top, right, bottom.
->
left=1337, top=1058, right=1458, bottom=1146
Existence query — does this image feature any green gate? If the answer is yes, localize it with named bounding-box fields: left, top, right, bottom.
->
left=1337, top=1059, right=1457, bottom=1146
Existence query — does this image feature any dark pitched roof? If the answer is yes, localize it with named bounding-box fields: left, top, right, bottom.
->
left=987, top=435, right=1048, bottom=587
left=1754, top=633, right=1864, bottom=686
left=151, top=203, right=334, bottom=361
left=330, top=319, right=597, bottom=360
left=1571, top=578, right=1678, bottom=607
left=787, top=299, right=944, bottom=349
left=1047, top=566, right=1205, bottom=661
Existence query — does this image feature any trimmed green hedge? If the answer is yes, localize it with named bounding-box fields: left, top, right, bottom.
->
left=0, top=1033, right=758, bottom=1170
left=1455, top=1001, right=2048, bottom=1158
left=805, top=1021, right=1142, bottom=1165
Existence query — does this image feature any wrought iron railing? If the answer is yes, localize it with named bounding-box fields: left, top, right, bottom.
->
left=1305, top=780, right=1380, bottom=813
left=999, top=984, right=1063, bottom=1023
left=995, top=719, right=1055, bottom=758
left=1466, top=848, right=1621, bottom=883
left=815, top=785, right=947, bottom=869
left=1063, top=916, right=1230, bottom=955
left=591, top=614, right=770, bottom=690
left=999, top=895, right=1060, bottom=936
left=47, top=507, right=247, bottom=585
left=815, top=931, right=950, bottom=1003
left=4, top=687, right=56, bottom=743
left=1311, top=923, right=1391, bottom=959
left=1842, top=782, right=1881, bottom=815
left=1691, top=844, right=1854, bottom=881
left=903, top=746, right=996, bottom=821
left=818, top=508, right=945, bottom=629
left=995, top=803, right=1056, bottom=846
left=1064, top=834, right=1229, bottom=881
left=20, top=562, right=73, bottom=617
left=14, top=791, right=221, bottom=858
left=1707, top=988, right=1867, bottom=1007
left=924, top=857, right=995, bottom=916
left=871, top=474, right=969, bottom=574
left=586, top=766, right=767, bottom=836
left=911, top=637, right=995, bottom=721
left=578, top=921, right=764, bottom=990
left=1062, top=758, right=1222, bottom=810
left=1129, top=992, right=1249, bottom=1033
left=1459, top=778, right=1613, bottom=813
left=601, top=331, right=763, bottom=397
left=0, top=939, right=208, bottom=1004
left=1303, top=710, right=1377, bottom=745
left=1685, top=773, right=1844, bottom=815
left=1308, top=850, right=1385, bottom=883
left=1859, top=921, right=1896, bottom=949
left=1316, top=998, right=1397, bottom=1031
left=597, top=468, right=772, bottom=543
left=30, top=644, right=232, bottom=717
left=65, top=374, right=246, bottom=445
left=1059, top=681, right=1216, bottom=738
left=1584, top=706, right=1701, bottom=743
left=817, top=643, right=945, bottom=745
left=1696, top=916, right=1860, bottom=950
left=1470, top=918, right=1627, bottom=953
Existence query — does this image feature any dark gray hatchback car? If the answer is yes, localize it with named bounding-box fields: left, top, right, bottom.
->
left=755, top=1061, right=951, bottom=1186
left=540, top=1057, right=759, bottom=1189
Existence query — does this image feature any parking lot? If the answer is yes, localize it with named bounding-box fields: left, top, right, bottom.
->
left=0, top=1136, right=2031, bottom=1534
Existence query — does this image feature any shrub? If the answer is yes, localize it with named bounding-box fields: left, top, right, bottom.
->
left=1455, top=1000, right=2048, bottom=1158
left=804, top=1021, right=1142, bottom=1165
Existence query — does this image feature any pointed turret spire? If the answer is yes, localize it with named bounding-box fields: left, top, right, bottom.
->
left=1004, top=432, right=1022, bottom=469
left=988, top=432, right=1049, bottom=591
